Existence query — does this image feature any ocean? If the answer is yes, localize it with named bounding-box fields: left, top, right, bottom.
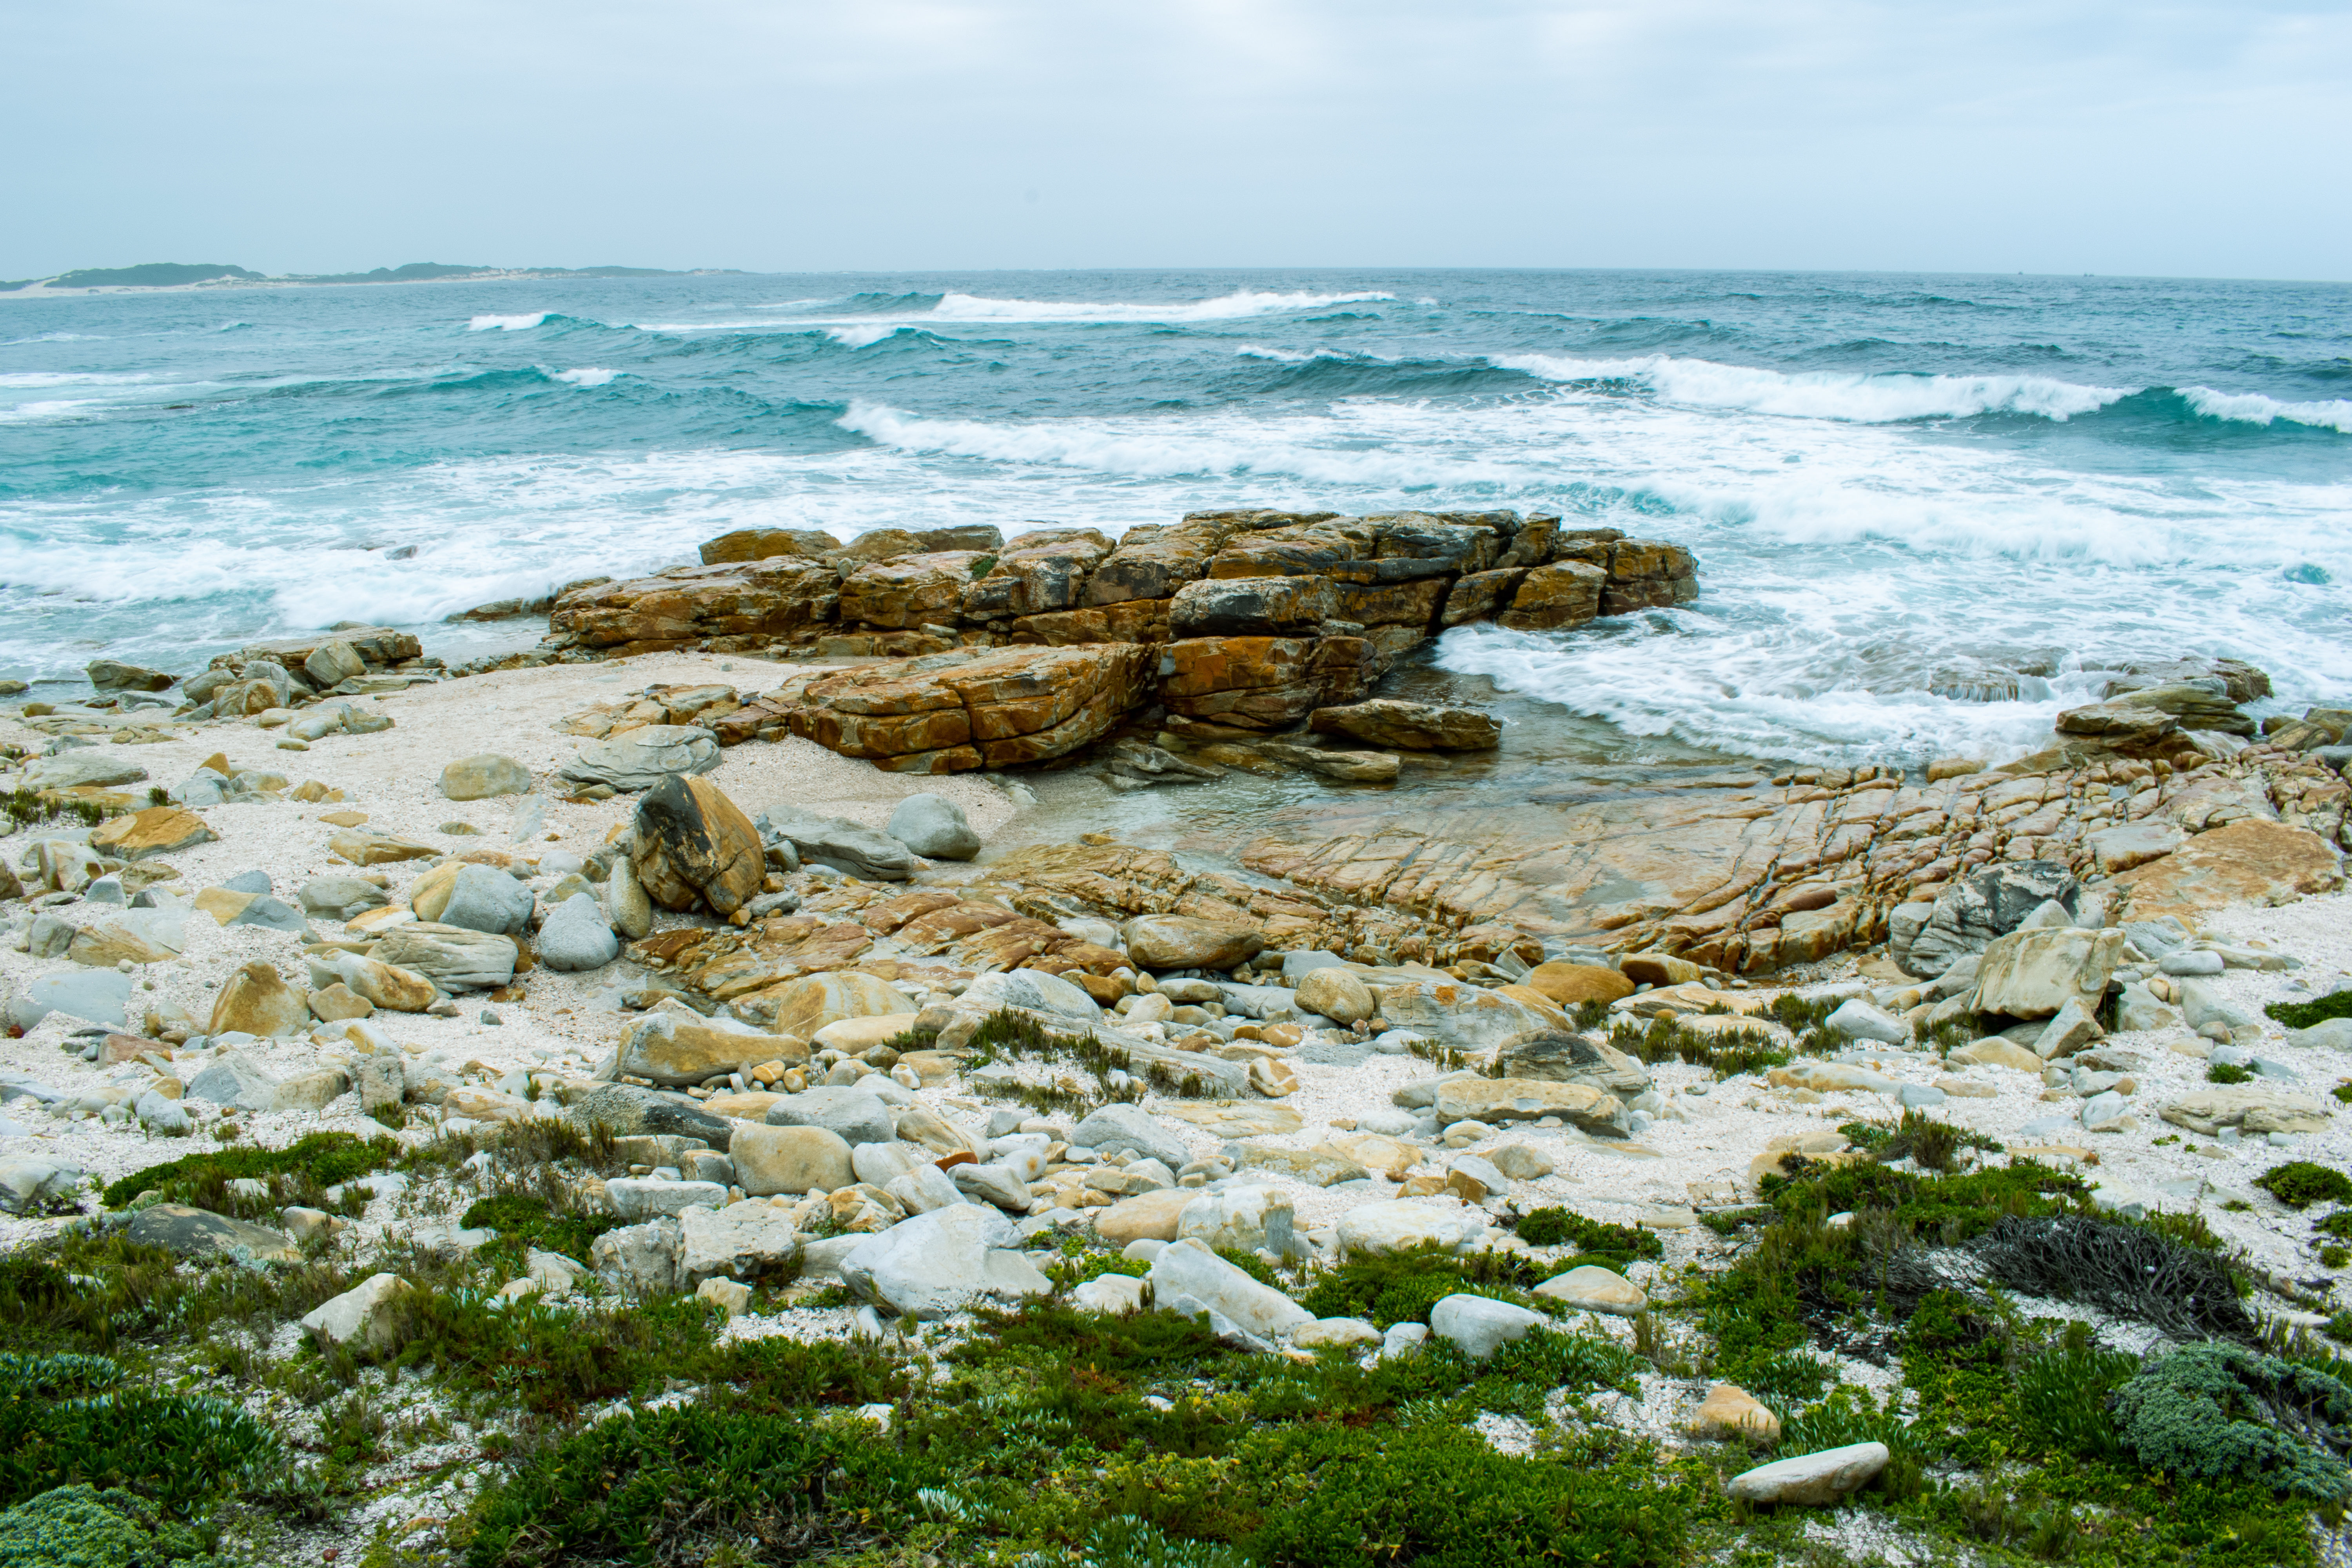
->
left=2, top=269, right=2346, bottom=769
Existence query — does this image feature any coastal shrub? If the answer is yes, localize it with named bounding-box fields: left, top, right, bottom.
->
left=457, top=1194, right=616, bottom=1270
left=2257, top=1162, right=2352, bottom=1210
left=2209, top=1061, right=2256, bottom=1085
left=1513, top=1208, right=1664, bottom=1266
left=955, top=1300, right=1233, bottom=1379
left=101, top=1131, right=397, bottom=1211
left=1613, top=1016, right=1791, bottom=1079
left=1233, top=1425, right=1688, bottom=1568
left=370, top=1290, right=725, bottom=1420
left=0, top=1485, right=222, bottom=1568
left=1294, top=1243, right=1543, bottom=1329
left=2111, top=1343, right=2352, bottom=1502
left=2014, top=1336, right=2137, bottom=1460
left=1975, top=1214, right=2249, bottom=1340
left=0, top=1354, right=280, bottom=1513
left=2267, top=990, right=2352, bottom=1030
left=1013, top=1516, right=1252, bottom=1568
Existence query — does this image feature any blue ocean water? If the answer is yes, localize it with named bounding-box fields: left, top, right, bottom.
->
left=2, top=269, right=2346, bottom=767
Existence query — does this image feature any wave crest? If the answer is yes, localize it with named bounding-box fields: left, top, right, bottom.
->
left=929, top=289, right=1393, bottom=324
left=1493, top=352, right=2132, bottom=423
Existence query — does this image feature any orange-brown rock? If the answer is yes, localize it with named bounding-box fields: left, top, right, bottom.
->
left=1335, top=577, right=1450, bottom=627
left=1084, top=518, right=1240, bottom=604
left=1169, top=575, right=1341, bottom=637
left=1526, top=962, right=1635, bottom=1006
left=1600, top=538, right=1700, bottom=615
left=2111, top=818, right=2345, bottom=920
left=92, top=806, right=217, bottom=861
left=838, top=551, right=990, bottom=629
left=1158, top=636, right=1375, bottom=731
left=961, top=528, right=1116, bottom=619
left=698, top=526, right=840, bottom=565
left=1309, top=699, right=1499, bottom=751
left=630, top=775, right=765, bottom=917
left=791, top=643, right=1154, bottom=771
left=1498, top=561, right=1606, bottom=630
left=547, top=559, right=838, bottom=652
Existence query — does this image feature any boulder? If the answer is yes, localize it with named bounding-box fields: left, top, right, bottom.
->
left=754, top=972, right=921, bottom=1039
left=791, top=643, right=1155, bottom=772
left=301, top=1274, right=414, bottom=1349
left=699, top=525, right=843, bottom=564
left=1535, top=1265, right=1648, bottom=1316
left=679, top=1200, right=806, bottom=1284
left=1308, top=699, right=1501, bottom=751
left=764, top=1088, right=896, bottom=1147
left=1070, top=1104, right=1190, bottom=1168
left=1727, top=1442, right=1890, bottom=1506
left=537, top=893, right=621, bottom=971
left=87, top=658, right=176, bottom=692
left=1432, top=1077, right=1627, bottom=1135
left=1497, top=561, right=1606, bottom=630
left=1335, top=1199, right=1485, bottom=1257
left=2111, top=819, right=2346, bottom=920
left=2033, top=997, right=2105, bottom=1060
left=630, top=775, right=764, bottom=916
left=1094, top=1188, right=1197, bottom=1244
left=1157, top=635, right=1375, bottom=732
left=606, top=860, right=655, bottom=940
left=271, top=1069, right=351, bottom=1113
left=373, top=923, right=518, bottom=992
left=1899, top=860, right=2079, bottom=978
left=1296, top=966, right=1374, bottom=1024
left=1947, top=1038, right=2042, bottom=1073
left=756, top=807, right=918, bottom=882
left=0, top=1156, right=82, bottom=1216
left=838, top=1203, right=1049, bottom=1319
left=1121, top=915, right=1265, bottom=971
left=207, top=963, right=309, bottom=1039
left=125, top=1205, right=299, bottom=1263
left=837, top=549, right=991, bottom=627
left=1492, top=1031, right=1651, bottom=1097
left=1072, top=1274, right=1150, bottom=1314
left=558, top=725, right=722, bottom=792
left=437, top=864, right=534, bottom=936
left=568, top=1084, right=735, bottom=1150
left=20, top=755, right=149, bottom=791
left=1429, top=1293, right=1547, bottom=1358
left=65, top=909, right=186, bottom=967
left=1970, top=927, right=2124, bottom=1019
left=1148, top=1238, right=1312, bottom=1338
left=591, top=1219, right=683, bottom=1296
left=1365, top=975, right=1554, bottom=1051
left=440, top=753, right=533, bottom=800
left=90, top=806, right=215, bottom=861
left=1230, top=1145, right=1372, bottom=1187
left=1294, top=1317, right=1382, bottom=1349
left=1524, top=962, right=1634, bottom=1006
left=958, top=968, right=1101, bottom=1022
left=327, top=829, right=436, bottom=865
left=1690, top=1383, right=1782, bottom=1442
left=1168, top=574, right=1341, bottom=637
left=1176, top=1185, right=1298, bottom=1259
left=5, top=971, right=132, bottom=1030
left=884, top=1163, right=964, bottom=1216
left=618, top=1011, right=775, bottom=1086
left=951, top=1163, right=1032, bottom=1211
left=2158, top=1086, right=2335, bottom=1137
left=606, top=1178, right=731, bottom=1222
left=885, top=793, right=981, bottom=860
left=312, top=952, right=437, bottom=1013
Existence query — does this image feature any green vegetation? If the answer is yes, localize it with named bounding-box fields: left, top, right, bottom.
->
left=1513, top=1207, right=1665, bottom=1269
left=0, top=1355, right=278, bottom=1514
left=961, top=1007, right=1216, bottom=1107
left=2112, top=1345, right=2352, bottom=1502
left=2267, top=990, right=2352, bottom=1030
left=0, top=1485, right=223, bottom=1568
left=1293, top=1243, right=1545, bottom=1329
left=2257, top=1161, right=2352, bottom=1210
left=2209, top=1061, right=2256, bottom=1085
left=101, top=1132, right=397, bottom=1214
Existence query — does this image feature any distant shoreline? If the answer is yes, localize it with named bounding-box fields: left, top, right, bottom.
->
left=0, top=262, right=742, bottom=300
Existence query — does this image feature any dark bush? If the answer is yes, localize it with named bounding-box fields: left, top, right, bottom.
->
left=1294, top=1245, right=1542, bottom=1330
left=1513, top=1209, right=1664, bottom=1265
left=1973, top=1215, right=2250, bottom=1341
left=2256, top=1162, right=2352, bottom=1211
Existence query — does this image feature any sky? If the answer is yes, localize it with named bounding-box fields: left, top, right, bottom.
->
left=5, top=0, right=2347, bottom=281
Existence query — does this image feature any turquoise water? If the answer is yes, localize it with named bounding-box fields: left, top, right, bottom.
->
left=2, top=269, right=2346, bottom=765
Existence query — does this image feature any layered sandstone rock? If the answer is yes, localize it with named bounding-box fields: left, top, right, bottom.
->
left=1158, top=637, right=1376, bottom=731
left=547, top=559, right=840, bottom=656
left=785, top=643, right=1155, bottom=772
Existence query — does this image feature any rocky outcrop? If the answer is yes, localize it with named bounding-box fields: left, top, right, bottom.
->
left=1308, top=699, right=1500, bottom=751
left=785, top=643, right=1156, bottom=772
left=546, top=559, right=840, bottom=657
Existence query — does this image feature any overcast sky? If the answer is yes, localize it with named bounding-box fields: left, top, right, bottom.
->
left=7, top=0, right=2346, bottom=281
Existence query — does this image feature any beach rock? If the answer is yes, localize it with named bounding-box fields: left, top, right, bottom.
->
left=1524, top=962, right=1634, bottom=1006
left=606, top=1178, right=730, bottom=1223
left=1149, top=1238, right=1312, bottom=1338
left=951, top=1163, right=1033, bottom=1211
left=549, top=557, right=838, bottom=654
left=568, top=1084, right=733, bottom=1150
left=1094, top=1188, right=1197, bottom=1244
left=1488, top=1143, right=1555, bottom=1181
left=2111, top=819, right=2345, bottom=920
left=536, top=893, right=621, bottom=971
left=127, top=1205, right=299, bottom=1263
left=1367, top=975, right=1554, bottom=1051
left=328, top=829, right=436, bottom=866
left=679, top=1200, right=804, bottom=1284
left=591, top=1219, right=683, bottom=1296
left=1157, top=635, right=1375, bottom=732
left=1949, top=1037, right=2042, bottom=1073
left=355, top=1054, right=403, bottom=1111
left=1691, top=1383, right=1782, bottom=1442
left=1229, top=1145, right=1372, bottom=1187
left=1430, top=1294, right=1547, bottom=1358
left=435, top=864, right=534, bottom=936
left=1970, top=926, right=2124, bottom=1019
left=630, top=775, right=763, bottom=916
left=86, top=658, right=175, bottom=692
left=1176, top=1184, right=1298, bottom=1259
left=1296, top=966, right=1374, bottom=1024
left=698, top=525, right=842, bottom=564
left=757, top=807, right=917, bottom=881
left=1071, top=1274, right=1149, bottom=1314
left=20, top=755, right=148, bottom=791
left=755, top=972, right=922, bottom=1039
left=792, top=642, right=1155, bottom=772
left=838, top=1204, right=1048, bottom=1319
left=559, top=725, right=722, bottom=792
left=1121, top=914, right=1266, bottom=971
left=270, top=1068, right=351, bottom=1113
left=2158, top=1086, right=2334, bottom=1136
left=1309, top=698, right=1501, bottom=751
left=764, top=1088, right=896, bottom=1147
left=884, top=1163, right=964, bottom=1216
left=312, top=952, right=437, bottom=1013
left=1433, top=1077, right=1627, bottom=1135
left=2034, top=997, right=2105, bottom=1060
left=1168, top=574, right=1340, bottom=637
left=439, top=753, right=532, bottom=800
left=1536, top=1265, right=1649, bottom=1316
left=1492, top=1031, right=1652, bottom=1097
left=1728, top=1442, right=1890, bottom=1506
left=2088, top=820, right=2186, bottom=876
left=886, top=793, right=981, bottom=860
left=731, top=1122, right=858, bottom=1195
left=89, top=806, right=214, bottom=861
left=617, top=1011, right=772, bottom=1086
left=1071, top=1104, right=1189, bottom=1168
left=1900, top=861, right=2079, bottom=979
left=605, top=859, right=655, bottom=940
left=1497, top=561, right=1606, bottom=630
left=301, top=1274, right=413, bottom=1349
left=372, top=923, right=515, bottom=993
left=65, top=909, right=186, bottom=967
left=1336, top=1199, right=1484, bottom=1257
left=1257, top=743, right=1401, bottom=784
left=838, top=549, right=991, bottom=628
left=0, top=1157, right=82, bottom=1216
left=206, top=963, right=309, bottom=1040
left=301, top=877, right=387, bottom=922
left=5, top=971, right=132, bottom=1030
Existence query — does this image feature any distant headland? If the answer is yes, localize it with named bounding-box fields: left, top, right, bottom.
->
left=0, top=261, right=740, bottom=297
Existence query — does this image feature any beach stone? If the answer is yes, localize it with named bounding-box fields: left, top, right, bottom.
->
left=1169, top=574, right=1341, bottom=637
left=1156, top=1101, right=1305, bottom=1139
left=1492, top=1031, right=1652, bottom=1097
left=1827, top=998, right=1909, bottom=1044
left=1149, top=1237, right=1312, bottom=1338
left=2110, top=819, right=2345, bottom=920
left=20, top=754, right=148, bottom=791
left=89, top=806, right=215, bottom=861
left=618, top=1012, right=775, bottom=1086
left=86, top=658, right=175, bottom=692
left=2034, top=997, right=2106, bottom=1060
left=355, top=1054, right=403, bottom=1111
left=757, top=806, right=916, bottom=881
left=1296, top=966, right=1374, bottom=1024
left=884, top=1163, right=963, bottom=1216
left=757, top=972, right=922, bottom=1039
left=432, top=864, right=533, bottom=937
left=135, top=1092, right=190, bottom=1134
left=1071, top=1103, right=1189, bottom=1167
left=1336, top=1199, right=1483, bottom=1257
left=632, top=775, right=764, bottom=916
left=374, top=923, right=517, bottom=992
left=207, top=962, right=309, bottom=1040
left=2160, top=949, right=2225, bottom=976
left=1308, top=698, right=1501, bottom=751
left=1294, top=1316, right=1381, bottom=1349
left=1536, top=1264, right=1649, bottom=1316
left=191, top=888, right=305, bottom=936
left=1176, top=1184, right=1298, bottom=1259
left=1948, top=1037, right=2041, bottom=1073
left=537, top=893, right=621, bottom=972
left=1728, top=1442, right=1890, bottom=1506
left=606, top=1178, right=730, bottom=1223
left=314, top=952, right=437, bottom=1013
left=885, top=793, right=980, bottom=860
left=696, top=1277, right=752, bottom=1317
left=1971, top=926, right=2125, bottom=1019
left=850, top=1140, right=924, bottom=1187
left=301, top=1274, right=413, bottom=1349
left=1122, top=914, right=1265, bottom=971
left=1525, top=962, right=1634, bottom=1006
left=952, top=1163, right=1033, bottom=1211
left=64, top=909, right=186, bottom=967
left=568, top=1083, right=735, bottom=1150
left=605, top=859, right=655, bottom=940
left=958, top=967, right=1102, bottom=1023
left=126, top=1205, right=299, bottom=1263
left=1366, top=975, right=1554, bottom=1052
left=1430, top=1293, right=1546, bottom=1358
left=591, top=1219, right=683, bottom=1296
left=440, top=753, right=532, bottom=800
left=1319, top=1132, right=1420, bottom=1181
left=838, top=1203, right=1047, bottom=1319
left=731, top=1124, right=855, bottom=1194
left=1095, top=1188, right=1197, bottom=1244
left=1900, top=860, right=2079, bottom=978
left=559, top=725, right=722, bottom=792
left=1690, top=1383, right=1783, bottom=1442
left=764, top=1088, right=896, bottom=1147
left=2158, top=1085, right=2335, bottom=1137
left=5, top=971, right=132, bottom=1030
left=0, top=1156, right=82, bottom=1216
left=1071, top=1274, right=1149, bottom=1314
left=678, top=1200, right=804, bottom=1284
left=2290, top=1018, right=2352, bottom=1050
left=271, top=1068, right=351, bottom=1113
left=2113, top=983, right=2179, bottom=1033
left=1434, top=1077, right=1627, bottom=1135
left=1490, top=1143, right=1555, bottom=1181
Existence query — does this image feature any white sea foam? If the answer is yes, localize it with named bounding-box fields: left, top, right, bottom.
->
left=928, top=289, right=1393, bottom=323
left=1492, top=353, right=2133, bottom=423
left=467, top=312, right=548, bottom=331
left=552, top=367, right=618, bottom=387
left=0, top=372, right=152, bottom=388
left=0, top=398, right=101, bottom=423
left=826, top=324, right=904, bottom=348
left=2181, top=387, right=2352, bottom=435
left=1234, top=345, right=1380, bottom=365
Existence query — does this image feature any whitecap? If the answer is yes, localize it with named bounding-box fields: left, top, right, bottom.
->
left=467, top=312, right=548, bottom=331
left=1491, top=352, right=2134, bottom=423
left=552, top=367, right=618, bottom=387
left=927, top=289, right=1394, bottom=324
left=826, top=324, right=904, bottom=348
left=0, top=372, right=152, bottom=388
left=2180, top=387, right=2352, bottom=436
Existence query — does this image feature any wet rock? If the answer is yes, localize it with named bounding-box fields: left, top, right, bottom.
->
left=1157, top=635, right=1375, bottom=732
left=1496, top=561, right=1606, bottom=630
left=1101, top=738, right=1223, bottom=790
left=1308, top=698, right=1501, bottom=751
left=86, top=659, right=175, bottom=692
